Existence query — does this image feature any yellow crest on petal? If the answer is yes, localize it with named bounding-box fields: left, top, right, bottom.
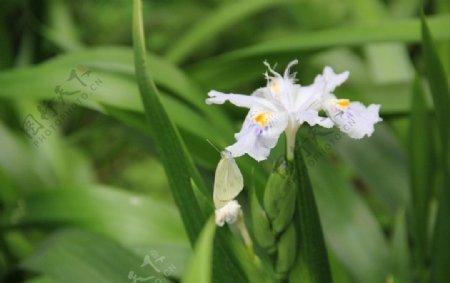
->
left=254, top=112, right=271, bottom=126
left=336, top=99, right=350, bottom=109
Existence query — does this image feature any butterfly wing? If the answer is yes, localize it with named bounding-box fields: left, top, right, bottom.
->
left=213, top=156, right=243, bottom=208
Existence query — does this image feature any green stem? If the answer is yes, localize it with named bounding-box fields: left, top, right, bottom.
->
left=236, top=212, right=254, bottom=258
left=285, top=124, right=298, bottom=162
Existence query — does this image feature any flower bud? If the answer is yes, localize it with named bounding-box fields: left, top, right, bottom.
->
left=263, top=160, right=296, bottom=234
left=249, top=186, right=276, bottom=253
left=271, top=180, right=296, bottom=234
left=275, top=223, right=297, bottom=278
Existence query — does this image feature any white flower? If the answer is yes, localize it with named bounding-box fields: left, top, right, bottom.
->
left=215, top=200, right=241, bottom=227
left=207, top=60, right=321, bottom=161
left=313, top=67, right=382, bottom=139
left=206, top=61, right=382, bottom=161
left=323, top=97, right=382, bottom=139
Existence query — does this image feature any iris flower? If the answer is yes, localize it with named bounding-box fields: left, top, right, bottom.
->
left=206, top=60, right=382, bottom=161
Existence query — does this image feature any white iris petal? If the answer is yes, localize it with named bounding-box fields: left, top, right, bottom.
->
left=226, top=109, right=288, bottom=161
left=314, top=66, right=350, bottom=95
left=206, top=90, right=278, bottom=111
left=297, top=110, right=334, bottom=128
left=325, top=99, right=382, bottom=139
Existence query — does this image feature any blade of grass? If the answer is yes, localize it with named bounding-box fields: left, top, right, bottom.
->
left=349, top=0, right=413, bottom=84
left=436, top=0, right=450, bottom=73
left=133, top=0, right=206, bottom=242
left=391, top=210, right=410, bottom=283
left=0, top=47, right=234, bottom=139
left=164, top=0, right=291, bottom=64
left=300, top=128, right=391, bottom=283
left=21, top=229, right=168, bottom=283
left=291, top=130, right=332, bottom=283
left=421, top=14, right=450, bottom=283
left=335, top=125, right=409, bottom=214
left=219, top=15, right=450, bottom=60
left=408, top=75, right=431, bottom=282
left=182, top=217, right=215, bottom=283
left=43, top=0, right=84, bottom=52
left=5, top=185, right=188, bottom=247
left=421, top=16, right=450, bottom=154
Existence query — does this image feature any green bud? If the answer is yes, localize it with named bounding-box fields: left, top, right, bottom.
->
left=249, top=185, right=276, bottom=253
left=263, top=161, right=288, bottom=220
left=275, top=223, right=297, bottom=278
left=271, top=179, right=296, bottom=234
left=263, top=160, right=296, bottom=234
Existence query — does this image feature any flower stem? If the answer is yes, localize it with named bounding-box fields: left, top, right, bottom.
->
left=285, top=125, right=297, bottom=161
left=236, top=212, right=254, bottom=258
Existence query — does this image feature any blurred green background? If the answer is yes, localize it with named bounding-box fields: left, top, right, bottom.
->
left=0, top=0, right=449, bottom=282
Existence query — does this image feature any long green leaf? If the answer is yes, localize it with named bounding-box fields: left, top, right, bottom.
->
left=291, top=131, right=332, bottom=283
left=43, top=0, right=84, bottom=52
left=408, top=75, right=431, bottom=280
left=219, top=15, right=450, bottom=60
left=421, top=16, right=450, bottom=154
left=421, top=14, right=450, bottom=283
left=0, top=47, right=232, bottom=143
left=133, top=0, right=205, bottom=243
left=5, top=185, right=188, bottom=247
left=21, top=229, right=167, bottom=283
left=299, top=128, right=391, bottom=283
left=0, top=120, right=93, bottom=194
left=132, top=2, right=258, bottom=282
left=335, top=125, right=409, bottom=213
left=391, top=210, right=410, bottom=283
left=349, top=0, right=413, bottom=84
left=182, top=217, right=215, bottom=283
left=164, top=0, right=291, bottom=63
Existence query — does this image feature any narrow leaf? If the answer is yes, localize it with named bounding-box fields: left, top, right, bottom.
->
left=391, top=210, right=410, bottom=283
left=133, top=0, right=206, bottom=241
left=335, top=125, right=409, bottom=213
left=421, top=15, right=450, bottom=154
left=408, top=75, right=431, bottom=277
left=291, top=131, right=332, bottom=283
left=165, top=0, right=290, bottom=63
left=8, top=185, right=188, bottom=247
left=182, top=217, right=216, bottom=283
left=421, top=14, right=450, bottom=283
left=22, top=229, right=167, bottom=283
left=298, top=128, right=391, bottom=283
left=220, top=15, right=450, bottom=60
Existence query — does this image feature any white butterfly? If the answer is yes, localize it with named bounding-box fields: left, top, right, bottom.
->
left=213, top=151, right=244, bottom=209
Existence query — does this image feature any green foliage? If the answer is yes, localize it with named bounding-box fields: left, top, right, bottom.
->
left=133, top=0, right=207, bottom=241
left=409, top=75, right=431, bottom=282
left=290, top=137, right=332, bottom=283
left=22, top=229, right=166, bottom=283
left=421, top=14, right=450, bottom=283
left=182, top=217, right=216, bottom=283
